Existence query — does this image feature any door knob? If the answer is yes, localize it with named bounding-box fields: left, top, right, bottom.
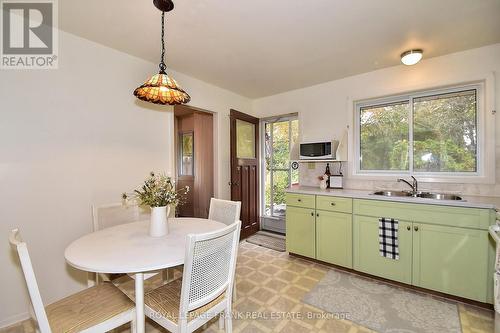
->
left=310, top=212, right=314, bottom=216
left=406, top=226, right=411, bottom=231
left=298, top=199, right=302, bottom=202
left=330, top=202, right=336, bottom=206
left=316, top=213, right=319, bottom=217
left=414, top=226, right=419, bottom=231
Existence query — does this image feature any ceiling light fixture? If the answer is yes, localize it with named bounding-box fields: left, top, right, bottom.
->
left=133, top=0, right=190, bottom=105
left=400, top=49, right=423, bottom=66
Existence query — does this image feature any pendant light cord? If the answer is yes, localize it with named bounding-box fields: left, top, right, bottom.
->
left=159, top=11, right=167, bottom=73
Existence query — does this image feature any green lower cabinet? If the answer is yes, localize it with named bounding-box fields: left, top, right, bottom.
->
left=412, top=223, right=489, bottom=302
left=353, top=215, right=413, bottom=284
left=286, top=206, right=315, bottom=258
left=316, top=211, right=352, bottom=268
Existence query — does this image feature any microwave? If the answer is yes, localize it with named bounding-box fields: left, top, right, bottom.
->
left=299, top=141, right=337, bottom=160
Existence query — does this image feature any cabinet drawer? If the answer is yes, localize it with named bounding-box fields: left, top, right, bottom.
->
left=286, top=193, right=315, bottom=209
left=316, top=195, right=352, bottom=213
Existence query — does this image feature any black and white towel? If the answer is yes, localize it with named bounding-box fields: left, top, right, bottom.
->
left=379, top=217, right=399, bottom=260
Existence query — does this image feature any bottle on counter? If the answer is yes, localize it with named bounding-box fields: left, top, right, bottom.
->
left=325, top=163, right=331, bottom=188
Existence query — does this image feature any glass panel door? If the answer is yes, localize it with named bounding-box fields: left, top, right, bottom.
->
left=264, top=117, right=299, bottom=218
left=179, top=131, right=194, bottom=176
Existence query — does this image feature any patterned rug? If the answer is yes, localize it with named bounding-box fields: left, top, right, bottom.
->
left=303, top=269, right=462, bottom=333
left=246, top=231, right=286, bottom=252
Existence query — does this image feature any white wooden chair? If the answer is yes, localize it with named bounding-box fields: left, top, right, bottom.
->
left=92, top=201, right=151, bottom=232
left=142, top=221, right=241, bottom=333
left=9, top=228, right=136, bottom=333
left=208, top=198, right=241, bottom=301
left=90, top=202, right=166, bottom=286
left=208, top=198, right=241, bottom=226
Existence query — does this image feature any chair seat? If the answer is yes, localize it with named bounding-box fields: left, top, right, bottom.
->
left=45, top=283, right=134, bottom=333
left=145, top=279, right=225, bottom=323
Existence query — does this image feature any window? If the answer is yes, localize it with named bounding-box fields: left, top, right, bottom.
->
left=263, top=116, right=299, bottom=217
left=356, top=85, right=481, bottom=176
left=179, top=132, right=194, bottom=176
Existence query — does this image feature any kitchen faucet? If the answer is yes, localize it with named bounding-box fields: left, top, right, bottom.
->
left=397, top=176, right=418, bottom=195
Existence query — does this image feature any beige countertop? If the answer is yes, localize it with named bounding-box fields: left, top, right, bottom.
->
left=286, top=185, right=500, bottom=210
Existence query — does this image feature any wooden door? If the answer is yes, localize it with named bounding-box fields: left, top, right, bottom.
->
left=230, top=109, right=259, bottom=239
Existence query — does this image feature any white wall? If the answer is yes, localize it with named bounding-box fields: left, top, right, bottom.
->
left=0, top=31, right=251, bottom=327
left=253, top=44, right=500, bottom=196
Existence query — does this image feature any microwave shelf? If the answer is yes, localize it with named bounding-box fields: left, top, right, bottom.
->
left=297, top=159, right=344, bottom=163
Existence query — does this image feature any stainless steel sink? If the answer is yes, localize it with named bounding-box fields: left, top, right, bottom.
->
left=372, top=190, right=463, bottom=201
left=415, top=192, right=463, bottom=201
left=372, top=190, right=413, bottom=197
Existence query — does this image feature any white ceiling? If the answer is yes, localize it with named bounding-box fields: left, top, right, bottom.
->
left=60, top=0, right=500, bottom=98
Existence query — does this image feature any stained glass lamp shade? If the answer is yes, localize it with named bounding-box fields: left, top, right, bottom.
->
left=134, top=72, right=190, bottom=105
left=133, top=4, right=190, bottom=105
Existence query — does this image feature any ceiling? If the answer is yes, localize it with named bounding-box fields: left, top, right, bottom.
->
left=59, top=0, right=500, bottom=98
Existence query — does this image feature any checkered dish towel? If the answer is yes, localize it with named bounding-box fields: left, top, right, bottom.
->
left=379, top=217, right=399, bottom=260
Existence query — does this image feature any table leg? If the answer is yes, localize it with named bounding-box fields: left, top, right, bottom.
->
left=135, top=273, right=145, bottom=333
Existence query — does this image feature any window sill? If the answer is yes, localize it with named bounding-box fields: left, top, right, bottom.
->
left=349, top=172, right=495, bottom=185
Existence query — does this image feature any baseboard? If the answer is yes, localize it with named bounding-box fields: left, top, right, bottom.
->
left=0, top=311, right=30, bottom=329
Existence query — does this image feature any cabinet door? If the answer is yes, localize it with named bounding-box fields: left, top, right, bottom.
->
left=412, top=223, right=489, bottom=302
left=353, top=215, right=413, bottom=284
left=316, top=211, right=352, bottom=268
left=286, top=206, right=315, bottom=258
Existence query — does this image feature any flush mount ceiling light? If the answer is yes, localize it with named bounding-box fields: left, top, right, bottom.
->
left=133, top=0, right=190, bottom=105
left=400, top=49, right=423, bottom=66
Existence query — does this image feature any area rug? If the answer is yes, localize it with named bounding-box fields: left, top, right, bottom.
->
left=302, top=269, right=462, bottom=333
left=246, top=231, right=286, bottom=252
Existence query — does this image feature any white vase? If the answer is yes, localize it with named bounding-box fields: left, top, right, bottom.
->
left=149, top=206, right=170, bottom=237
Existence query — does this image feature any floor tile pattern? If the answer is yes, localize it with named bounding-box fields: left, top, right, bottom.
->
left=1, top=242, right=494, bottom=333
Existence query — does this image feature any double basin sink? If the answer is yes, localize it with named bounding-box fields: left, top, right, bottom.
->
left=372, top=190, right=463, bottom=201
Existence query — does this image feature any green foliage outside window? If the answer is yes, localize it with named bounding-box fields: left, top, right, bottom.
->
left=360, top=89, right=477, bottom=173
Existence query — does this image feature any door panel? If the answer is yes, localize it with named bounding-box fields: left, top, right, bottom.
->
left=353, top=215, right=412, bottom=284
left=412, top=223, right=489, bottom=302
left=286, top=206, right=315, bottom=258
left=230, top=109, right=259, bottom=239
left=316, top=211, right=352, bottom=268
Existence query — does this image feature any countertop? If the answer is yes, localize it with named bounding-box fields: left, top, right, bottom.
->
left=286, top=185, right=500, bottom=210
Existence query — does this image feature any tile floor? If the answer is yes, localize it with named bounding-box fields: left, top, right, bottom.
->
left=1, top=241, right=495, bottom=333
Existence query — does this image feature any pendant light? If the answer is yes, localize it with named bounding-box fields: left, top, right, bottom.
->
left=134, top=0, right=190, bottom=105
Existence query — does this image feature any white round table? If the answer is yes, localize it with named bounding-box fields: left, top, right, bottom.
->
left=65, top=218, right=226, bottom=333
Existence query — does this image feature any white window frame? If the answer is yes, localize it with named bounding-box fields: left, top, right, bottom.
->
left=353, top=82, right=490, bottom=182
left=259, top=113, right=298, bottom=219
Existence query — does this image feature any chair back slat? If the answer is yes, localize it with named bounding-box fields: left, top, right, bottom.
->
left=92, top=202, right=150, bottom=231
left=9, top=229, right=52, bottom=333
left=179, top=221, right=241, bottom=314
left=208, top=198, right=241, bottom=226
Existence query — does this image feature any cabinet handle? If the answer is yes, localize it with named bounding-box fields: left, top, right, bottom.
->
left=316, top=213, right=319, bottom=217
left=406, top=226, right=411, bottom=231
left=414, top=226, right=419, bottom=232
left=310, top=212, right=314, bottom=216
left=298, top=198, right=302, bottom=202
left=330, top=202, right=336, bottom=206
